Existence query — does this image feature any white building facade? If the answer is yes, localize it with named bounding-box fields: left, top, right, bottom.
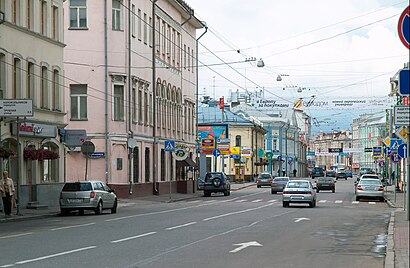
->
left=0, top=0, right=65, bottom=207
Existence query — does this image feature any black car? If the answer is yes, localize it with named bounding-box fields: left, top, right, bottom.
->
left=203, top=172, right=231, bottom=197
left=315, top=177, right=336, bottom=193
left=336, top=169, right=347, bottom=180
left=311, top=167, right=324, bottom=179
left=326, top=170, right=336, bottom=177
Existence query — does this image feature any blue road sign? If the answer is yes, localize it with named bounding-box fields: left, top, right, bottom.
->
left=390, top=139, right=402, bottom=152
left=390, top=153, right=401, bottom=163
left=398, top=143, right=408, bottom=159
left=213, top=149, right=220, bottom=157
left=164, top=140, right=175, bottom=152
left=398, top=69, right=410, bottom=96
left=398, top=6, right=410, bottom=49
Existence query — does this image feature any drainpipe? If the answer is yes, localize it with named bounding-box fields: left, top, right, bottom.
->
left=128, top=0, right=133, bottom=194
left=152, top=0, right=158, bottom=194
left=104, top=0, right=109, bottom=183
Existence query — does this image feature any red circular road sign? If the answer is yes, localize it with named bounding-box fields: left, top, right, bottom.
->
left=398, top=6, right=410, bottom=49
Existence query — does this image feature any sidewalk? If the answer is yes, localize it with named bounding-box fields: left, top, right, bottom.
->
left=0, top=181, right=255, bottom=223
left=384, top=185, right=409, bottom=268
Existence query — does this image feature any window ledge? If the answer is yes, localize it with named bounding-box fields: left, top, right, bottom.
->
left=68, top=27, right=89, bottom=30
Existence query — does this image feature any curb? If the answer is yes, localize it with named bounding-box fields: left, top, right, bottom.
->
left=385, top=210, right=395, bottom=268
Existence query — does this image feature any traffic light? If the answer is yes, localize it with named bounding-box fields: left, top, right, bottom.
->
left=58, top=129, right=66, bottom=143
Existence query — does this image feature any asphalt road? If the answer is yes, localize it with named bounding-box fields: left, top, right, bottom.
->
left=0, top=178, right=392, bottom=268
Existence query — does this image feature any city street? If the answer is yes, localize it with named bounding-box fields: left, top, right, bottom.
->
left=0, top=179, right=392, bottom=268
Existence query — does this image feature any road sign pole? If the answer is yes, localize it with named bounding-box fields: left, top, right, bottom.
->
left=16, top=117, right=21, bottom=216
left=407, top=130, right=410, bottom=220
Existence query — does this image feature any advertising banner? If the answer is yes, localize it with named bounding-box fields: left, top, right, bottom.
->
left=198, top=125, right=227, bottom=140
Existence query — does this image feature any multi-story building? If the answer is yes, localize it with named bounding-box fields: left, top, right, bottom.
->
left=63, top=0, right=205, bottom=197
left=310, top=130, right=352, bottom=171
left=0, top=0, right=65, bottom=207
left=198, top=103, right=267, bottom=182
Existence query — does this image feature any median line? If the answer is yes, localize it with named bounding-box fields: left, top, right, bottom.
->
left=165, top=222, right=197, bottom=230
left=111, top=232, right=157, bottom=243
left=202, top=203, right=273, bottom=222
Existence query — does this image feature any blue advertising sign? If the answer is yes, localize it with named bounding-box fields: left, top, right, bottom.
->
left=198, top=125, right=227, bottom=140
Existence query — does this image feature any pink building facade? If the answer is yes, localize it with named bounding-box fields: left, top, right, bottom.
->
left=63, top=0, right=204, bottom=197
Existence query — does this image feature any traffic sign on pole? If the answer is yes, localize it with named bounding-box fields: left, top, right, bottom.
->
left=397, top=6, right=410, bottom=49
left=398, top=69, right=409, bottom=96
left=398, top=143, right=408, bottom=158
left=164, top=140, right=175, bottom=152
left=0, top=99, right=33, bottom=117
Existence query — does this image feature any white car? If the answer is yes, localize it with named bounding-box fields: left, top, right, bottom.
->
left=282, top=180, right=317, bottom=208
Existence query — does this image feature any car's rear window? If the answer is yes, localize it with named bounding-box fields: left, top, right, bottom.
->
left=259, top=174, right=271, bottom=178
left=62, top=182, right=92, bottom=191
left=287, top=182, right=309, bottom=188
left=361, top=175, right=379, bottom=180
left=318, top=178, right=333, bottom=182
left=274, top=178, right=288, bottom=182
left=205, top=173, right=223, bottom=182
left=360, top=179, right=381, bottom=185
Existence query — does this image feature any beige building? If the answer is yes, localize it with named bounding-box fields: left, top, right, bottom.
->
left=0, top=0, right=65, bottom=207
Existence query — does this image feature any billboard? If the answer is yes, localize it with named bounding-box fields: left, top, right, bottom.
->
left=198, top=125, right=228, bottom=140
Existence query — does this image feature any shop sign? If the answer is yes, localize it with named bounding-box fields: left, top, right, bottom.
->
left=172, top=144, right=189, bottom=160
left=13, top=122, right=57, bottom=138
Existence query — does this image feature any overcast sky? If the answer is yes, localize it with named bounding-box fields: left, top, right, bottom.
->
left=187, top=0, right=409, bottom=132
left=188, top=0, right=408, bottom=98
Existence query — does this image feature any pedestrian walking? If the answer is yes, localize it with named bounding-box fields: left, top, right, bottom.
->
left=293, top=168, right=297, bottom=177
left=0, top=171, right=16, bottom=217
left=282, top=167, right=286, bottom=176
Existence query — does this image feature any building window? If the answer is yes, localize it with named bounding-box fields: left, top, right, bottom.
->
left=183, top=44, right=186, bottom=69
left=52, top=69, right=61, bottom=111
left=70, top=84, right=87, bottom=120
left=155, top=16, right=160, bottom=53
left=41, top=143, right=59, bottom=183
left=40, top=0, right=47, bottom=35
left=145, top=148, right=150, bottom=182
left=235, top=135, right=241, bottom=147
left=137, top=9, right=141, bottom=40
left=176, top=33, right=180, bottom=67
left=191, top=48, right=194, bottom=73
left=12, top=58, right=22, bottom=99
left=131, top=4, right=135, bottom=37
left=133, top=147, right=139, bottom=183
left=70, top=0, right=87, bottom=28
left=112, top=0, right=122, bottom=31
left=143, top=13, right=147, bottom=44
left=148, top=16, right=152, bottom=47
left=0, top=53, right=5, bottom=99
left=12, top=0, right=20, bottom=24
left=144, top=90, right=148, bottom=125
left=113, top=84, right=124, bottom=121
left=132, top=86, right=136, bottom=122
left=27, top=62, right=35, bottom=106
left=138, top=86, right=142, bottom=123
left=27, top=0, right=34, bottom=30
left=40, top=66, right=48, bottom=109
left=52, top=6, right=59, bottom=40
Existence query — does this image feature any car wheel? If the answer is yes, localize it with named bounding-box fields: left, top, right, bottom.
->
left=345, top=178, right=347, bottom=180
left=355, top=196, right=360, bottom=201
left=332, top=189, right=335, bottom=193
left=204, top=191, right=211, bottom=197
left=224, top=190, right=229, bottom=196
left=282, top=202, right=289, bottom=207
left=271, top=190, right=276, bottom=194
left=316, top=189, right=320, bottom=193
left=379, top=197, right=385, bottom=202
left=79, top=209, right=84, bottom=216
left=111, top=200, right=118, bottom=214
left=257, top=185, right=261, bottom=188
left=95, top=201, right=103, bottom=215
left=309, top=201, right=314, bottom=208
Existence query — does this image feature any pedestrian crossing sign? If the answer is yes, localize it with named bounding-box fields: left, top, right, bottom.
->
left=164, top=140, right=175, bottom=152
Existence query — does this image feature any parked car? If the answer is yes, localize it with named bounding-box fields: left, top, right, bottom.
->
left=355, top=178, right=385, bottom=201
left=256, top=172, right=273, bottom=188
left=311, top=167, right=324, bottom=179
left=59, top=180, right=118, bottom=215
left=203, top=172, right=231, bottom=197
left=271, top=177, right=289, bottom=194
left=315, top=177, right=335, bottom=193
left=282, top=180, right=317, bottom=208
left=325, top=170, right=336, bottom=177
left=336, top=168, right=347, bottom=180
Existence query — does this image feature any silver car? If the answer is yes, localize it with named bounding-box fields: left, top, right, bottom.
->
left=59, top=181, right=118, bottom=215
left=256, top=172, right=273, bottom=188
left=355, top=178, right=385, bottom=202
left=271, top=177, right=289, bottom=194
left=282, top=180, right=317, bottom=208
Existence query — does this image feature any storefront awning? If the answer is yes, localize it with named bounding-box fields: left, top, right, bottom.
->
left=177, top=157, right=197, bottom=167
